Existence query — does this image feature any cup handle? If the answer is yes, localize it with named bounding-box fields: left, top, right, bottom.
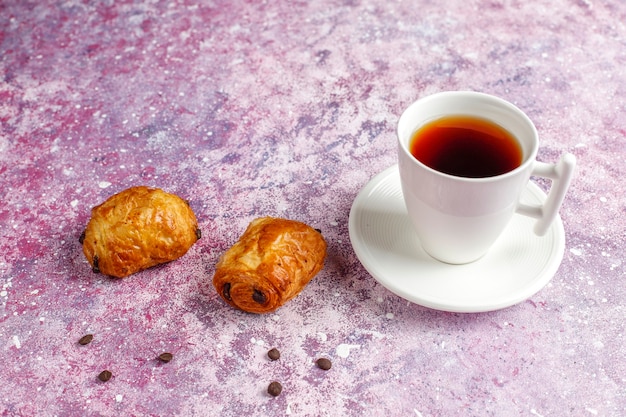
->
left=516, top=153, right=576, bottom=236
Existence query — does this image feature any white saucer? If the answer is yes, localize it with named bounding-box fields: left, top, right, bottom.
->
left=348, top=165, right=565, bottom=313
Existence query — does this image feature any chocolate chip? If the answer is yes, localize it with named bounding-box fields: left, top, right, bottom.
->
left=223, top=283, right=232, bottom=301
left=195, top=228, right=202, bottom=240
left=314, top=228, right=322, bottom=234
left=267, top=381, right=282, bottom=397
left=316, top=358, right=332, bottom=370
left=79, top=230, right=86, bottom=244
left=267, top=348, right=280, bottom=361
left=92, top=255, right=100, bottom=274
left=98, top=370, right=112, bottom=382
left=158, top=352, right=173, bottom=363
left=78, top=334, right=93, bottom=345
left=252, top=289, right=266, bottom=304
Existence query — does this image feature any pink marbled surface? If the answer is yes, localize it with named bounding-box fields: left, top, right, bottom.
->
left=1, top=0, right=625, bottom=416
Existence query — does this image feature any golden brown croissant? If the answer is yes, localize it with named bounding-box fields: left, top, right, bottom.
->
left=213, top=217, right=327, bottom=313
left=81, top=186, right=200, bottom=278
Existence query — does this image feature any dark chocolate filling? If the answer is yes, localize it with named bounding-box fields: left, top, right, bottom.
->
left=92, top=255, right=100, bottom=273
left=252, top=289, right=267, bottom=304
left=223, top=283, right=232, bottom=300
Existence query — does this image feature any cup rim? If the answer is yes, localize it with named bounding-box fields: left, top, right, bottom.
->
left=397, top=91, right=539, bottom=183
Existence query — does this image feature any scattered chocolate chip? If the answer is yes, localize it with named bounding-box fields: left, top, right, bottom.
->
left=195, top=228, right=202, bottom=240
left=252, top=289, right=266, bottom=304
left=316, top=358, right=332, bottom=370
left=223, top=283, right=232, bottom=301
left=267, top=381, right=282, bottom=397
left=314, top=228, right=322, bottom=234
left=79, top=230, right=86, bottom=244
left=158, top=352, right=173, bottom=363
left=98, top=370, right=112, bottom=382
left=78, top=334, right=93, bottom=345
left=267, top=348, right=280, bottom=361
left=92, top=255, right=100, bottom=274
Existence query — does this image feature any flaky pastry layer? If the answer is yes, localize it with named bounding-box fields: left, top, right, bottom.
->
left=82, top=186, right=199, bottom=278
left=213, top=217, right=326, bottom=313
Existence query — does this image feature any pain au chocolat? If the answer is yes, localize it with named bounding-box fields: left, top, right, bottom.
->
left=81, top=186, right=200, bottom=278
left=213, top=217, right=327, bottom=313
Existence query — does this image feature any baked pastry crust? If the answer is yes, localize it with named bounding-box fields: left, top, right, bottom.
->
left=213, top=217, right=327, bottom=313
left=81, top=186, right=199, bottom=278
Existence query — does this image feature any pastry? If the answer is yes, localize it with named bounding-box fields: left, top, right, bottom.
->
left=81, top=186, right=200, bottom=278
left=213, top=217, right=327, bottom=313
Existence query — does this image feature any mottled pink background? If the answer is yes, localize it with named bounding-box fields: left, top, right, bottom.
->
left=1, top=1, right=625, bottom=416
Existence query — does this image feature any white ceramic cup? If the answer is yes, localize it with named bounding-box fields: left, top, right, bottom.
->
left=398, top=91, right=576, bottom=264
